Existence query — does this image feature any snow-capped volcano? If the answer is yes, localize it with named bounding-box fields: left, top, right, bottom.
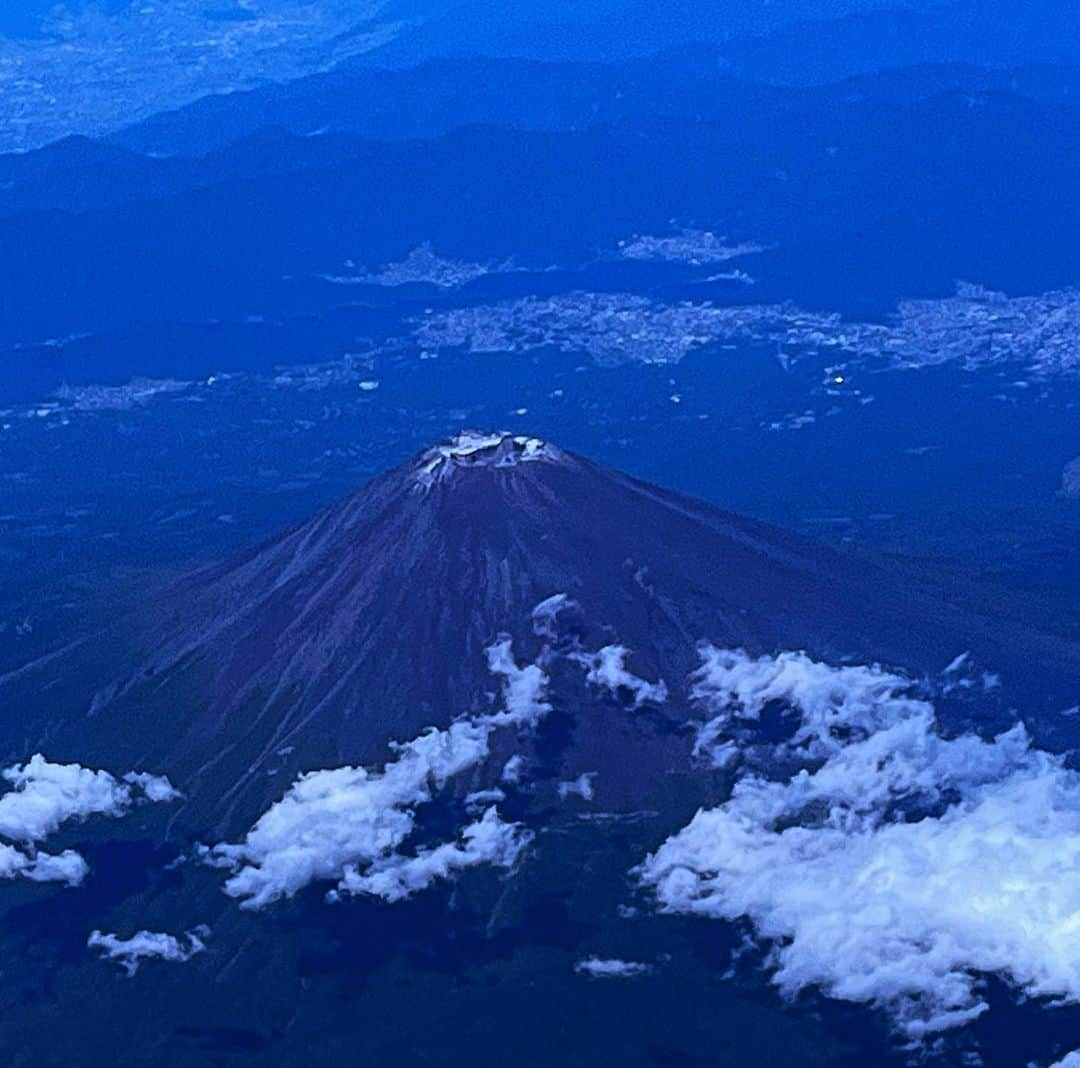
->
left=2, top=431, right=1077, bottom=834
left=2, top=435, right=1080, bottom=1066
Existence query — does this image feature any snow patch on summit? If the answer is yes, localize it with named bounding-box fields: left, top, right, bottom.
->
left=414, top=431, right=561, bottom=488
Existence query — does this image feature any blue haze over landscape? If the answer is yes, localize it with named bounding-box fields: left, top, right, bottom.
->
left=2, top=2, right=1080, bottom=1065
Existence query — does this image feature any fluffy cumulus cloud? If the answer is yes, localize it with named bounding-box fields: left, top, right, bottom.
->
left=335, top=807, right=530, bottom=903
left=575, top=957, right=652, bottom=979
left=640, top=648, right=1080, bottom=1042
left=0, top=842, right=87, bottom=885
left=501, top=755, right=525, bottom=784
left=0, top=755, right=179, bottom=886
left=485, top=637, right=553, bottom=728
left=210, top=640, right=549, bottom=909
left=1050, top=1053, right=1080, bottom=1068
left=88, top=927, right=208, bottom=977
left=689, top=646, right=921, bottom=766
left=122, top=771, right=183, bottom=804
left=211, top=720, right=493, bottom=908
left=573, top=645, right=668, bottom=708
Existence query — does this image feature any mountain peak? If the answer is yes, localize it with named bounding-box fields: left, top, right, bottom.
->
left=413, top=430, right=564, bottom=488
left=7, top=439, right=1075, bottom=838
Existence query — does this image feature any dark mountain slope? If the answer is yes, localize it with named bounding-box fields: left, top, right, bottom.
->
left=0, top=130, right=383, bottom=220
left=3, top=433, right=1078, bottom=836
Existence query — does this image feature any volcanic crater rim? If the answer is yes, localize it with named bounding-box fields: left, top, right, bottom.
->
left=413, top=431, right=563, bottom=488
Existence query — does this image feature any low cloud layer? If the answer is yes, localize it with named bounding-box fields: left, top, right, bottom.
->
left=573, top=645, right=667, bottom=708
left=211, top=720, right=494, bottom=908
left=0, top=842, right=87, bottom=885
left=335, top=807, right=530, bottom=903
left=641, top=648, right=1080, bottom=1041
left=212, top=620, right=673, bottom=909
left=0, top=756, right=179, bottom=886
left=210, top=638, right=550, bottom=908
left=485, top=637, right=553, bottom=728
left=689, top=646, right=922, bottom=765
left=88, top=927, right=207, bottom=976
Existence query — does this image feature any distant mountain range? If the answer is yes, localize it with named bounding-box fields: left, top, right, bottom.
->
left=2, top=74, right=1079, bottom=356
left=6, top=0, right=1080, bottom=152
left=714, top=0, right=1080, bottom=84
left=109, top=49, right=1080, bottom=160
left=364, top=0, right=1080, bottom=75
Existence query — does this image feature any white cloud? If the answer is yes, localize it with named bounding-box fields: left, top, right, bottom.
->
left=210, top=640, right=549, bottom=909
left=0, top=756, right=135, bottom=843
left=558, top=772, right=597, bottom=802
left=501, top=755, right=525, bottom=784
left=1049, top=1053, right=1080, bottom=1068
left=940, top=651, right=1001, bottom=696
left=689, top=646, right=921, bottom=764
left=0, top=756, right=179, bottom=886
left=335, top=807, right=530, bottom=903
left=573, top=645, right=667, bottom=708
left=211, top=720, right=492, bottom=909
left=641, top=649, right=1080, bottom=1042
left=574, top=956, right=652, bottom=979
left=88, top=927, right=207, bottom=977
left=122, top=771, right=183, bottom=804
left=0, top=843, right=87, bottom=885
left=465, top=788, right=506, bottom=811
left=485, top=637, right=552, bottom=728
